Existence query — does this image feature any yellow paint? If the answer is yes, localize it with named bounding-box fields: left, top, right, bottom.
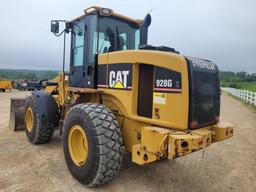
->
left=25, top=107, right=34, bottom=132
left=131, top=122, right=233, bottom=165
left=57, top=72, right=68, bottom=106
left=0, top=80, right=12, bottom=90
left=120, top=119, right=148, bottom=152
left=53, top=50, right=232, bottom=164
left=113, top=80, right=125, bottom=89
left=168, top=128, right=212, bottom=159
left=211, top=121, right=234, bottom=142
left=132, top=144, right=158, bottom=165
left=44, top=85, right=56, bottom=93
left=44, top=75, right=60, bottom=93
left=68, top=125, right=88, bottom=166
left=73, top=50, right=189, bottom=154
left=99, top=50, right=189, bottom=130
left=141, top=126, right=170, bottom=156
left=11, top=6, right=234, bottom=168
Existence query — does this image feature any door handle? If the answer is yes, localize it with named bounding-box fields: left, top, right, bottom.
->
left=87, top=66, right=93, bottom=76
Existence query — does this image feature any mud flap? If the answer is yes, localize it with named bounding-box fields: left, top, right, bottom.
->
left=29, top=91, right=60, bottom=129
left=9, top=98, right=26, bottom=131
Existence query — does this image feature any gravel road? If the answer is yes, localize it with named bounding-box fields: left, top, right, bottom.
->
left=0, top=90, right=255, bottom=192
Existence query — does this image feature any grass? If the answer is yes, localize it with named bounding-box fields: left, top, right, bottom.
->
left=235, top=82, right=256, bottom=92
left=221, top=81, right=256, bottom=92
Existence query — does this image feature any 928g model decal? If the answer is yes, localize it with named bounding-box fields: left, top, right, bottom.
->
left=154, top=67, right=182, bottom=93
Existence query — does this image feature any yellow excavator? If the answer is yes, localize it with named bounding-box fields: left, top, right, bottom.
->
left=10, top=6, right=233, bottom=187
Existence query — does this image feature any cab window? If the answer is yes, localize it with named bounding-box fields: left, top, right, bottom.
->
left=96, top=16, right=140, bottom=54
left=72, top=21, right=85, bottom=66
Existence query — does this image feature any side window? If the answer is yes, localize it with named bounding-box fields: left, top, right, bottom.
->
left=97, top=32, right=111, bottom=54
left=96, top=32, right=127, bottom=53
left=135, top=30, right=140, bottom=49
left=119, top=33, right=127, bottom=50
left=72, top=22, right=85, bottom=66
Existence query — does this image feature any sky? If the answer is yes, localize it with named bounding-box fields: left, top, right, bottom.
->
left=0, top=0, right=255, bottom=72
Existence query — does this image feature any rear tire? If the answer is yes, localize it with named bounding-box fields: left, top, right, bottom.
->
left=25, top=95, right=54, bottom=144
left=63, top=103, right=124, bottom=187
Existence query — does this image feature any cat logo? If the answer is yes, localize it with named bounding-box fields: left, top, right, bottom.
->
left=109, top=70, right=131, bottom=89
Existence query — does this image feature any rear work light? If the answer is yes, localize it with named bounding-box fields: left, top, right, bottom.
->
left=101, top=8, right=113, bottom=16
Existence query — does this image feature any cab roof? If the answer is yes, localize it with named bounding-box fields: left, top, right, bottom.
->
left=71, top=6, right=142, bottom=26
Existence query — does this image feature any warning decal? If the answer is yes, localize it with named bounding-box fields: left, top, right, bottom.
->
left=153, top=93, right=166, bottom=105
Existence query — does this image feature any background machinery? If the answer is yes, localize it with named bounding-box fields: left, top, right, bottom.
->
left=10, top=6, right=234, bottom=187
left=0, top=80, right=12, bottom=92
left=18, top=81, right=42, bottom=91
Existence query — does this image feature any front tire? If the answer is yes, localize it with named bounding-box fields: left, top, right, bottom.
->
left=25, top=93, right=57, bottom=144
left=63, top=103, right=123, bottom=187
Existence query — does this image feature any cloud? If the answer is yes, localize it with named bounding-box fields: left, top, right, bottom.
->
left=0, top=0, right=255, bottom=72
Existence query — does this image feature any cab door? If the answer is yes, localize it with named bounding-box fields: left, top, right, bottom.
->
left=69, top=19, right=88, bottom=87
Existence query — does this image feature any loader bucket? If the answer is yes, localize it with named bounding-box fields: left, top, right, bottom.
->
left=9, top=98, right=26, bottom=131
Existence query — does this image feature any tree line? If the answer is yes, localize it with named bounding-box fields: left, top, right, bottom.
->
left=0, top=69, right=59, bottom=81
left=219, top=71, right=256, bottom=82
left=219, top=71, right=256, bottom=89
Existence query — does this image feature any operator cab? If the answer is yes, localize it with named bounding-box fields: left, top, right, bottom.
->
left=51, top=6, right=150, bottom=88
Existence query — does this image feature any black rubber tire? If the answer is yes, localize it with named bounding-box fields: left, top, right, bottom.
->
left=63, top=103, right=124, bottom=187
left=25, top=95, right=54, bottom=144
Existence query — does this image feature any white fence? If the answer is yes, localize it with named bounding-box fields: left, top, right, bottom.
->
left=221, top=87, right=256, bottom=107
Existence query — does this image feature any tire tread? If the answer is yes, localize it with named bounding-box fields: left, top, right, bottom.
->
left=25, top=95, right=54, bottom=144
left=70, top=103, right=123, bottom=187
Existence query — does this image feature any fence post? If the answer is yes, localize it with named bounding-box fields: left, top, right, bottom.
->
left=246, top=90, right=249, bottom=103
left=250, top=91, right=254, bottom=104
left=248, top=91, right=251, bottom=104
left=223, top=88, right=256, bottom=106
left=254, top=92, right=256, bottom=106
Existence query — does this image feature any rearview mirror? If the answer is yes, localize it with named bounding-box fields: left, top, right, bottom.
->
left=51, top=20, right=59, bottom=34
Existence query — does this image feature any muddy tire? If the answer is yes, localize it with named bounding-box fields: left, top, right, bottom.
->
left=63, top=103, right=123, bottom=187
left=25, top=94, right=56, bottom=144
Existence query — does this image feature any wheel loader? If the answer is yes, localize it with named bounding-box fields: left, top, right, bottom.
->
left=10, top=6, right=234, bottom=187
left=0, top=80, right=12, bottom=92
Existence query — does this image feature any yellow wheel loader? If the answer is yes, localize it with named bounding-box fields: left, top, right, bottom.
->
left=0, top=80, right=12, bottom=92
left=10, top=6, right=234, bottom=187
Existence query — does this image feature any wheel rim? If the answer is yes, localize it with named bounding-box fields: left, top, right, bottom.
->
left=25, top=107, right=34, bottom=132
left=68, top=125, right=88, bottom=166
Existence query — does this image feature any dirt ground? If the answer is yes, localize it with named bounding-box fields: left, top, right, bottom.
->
left=0, top=90, right=255, bottom=192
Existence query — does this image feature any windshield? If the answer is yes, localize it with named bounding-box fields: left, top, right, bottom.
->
left=94, top=16, right=140, bottom=54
